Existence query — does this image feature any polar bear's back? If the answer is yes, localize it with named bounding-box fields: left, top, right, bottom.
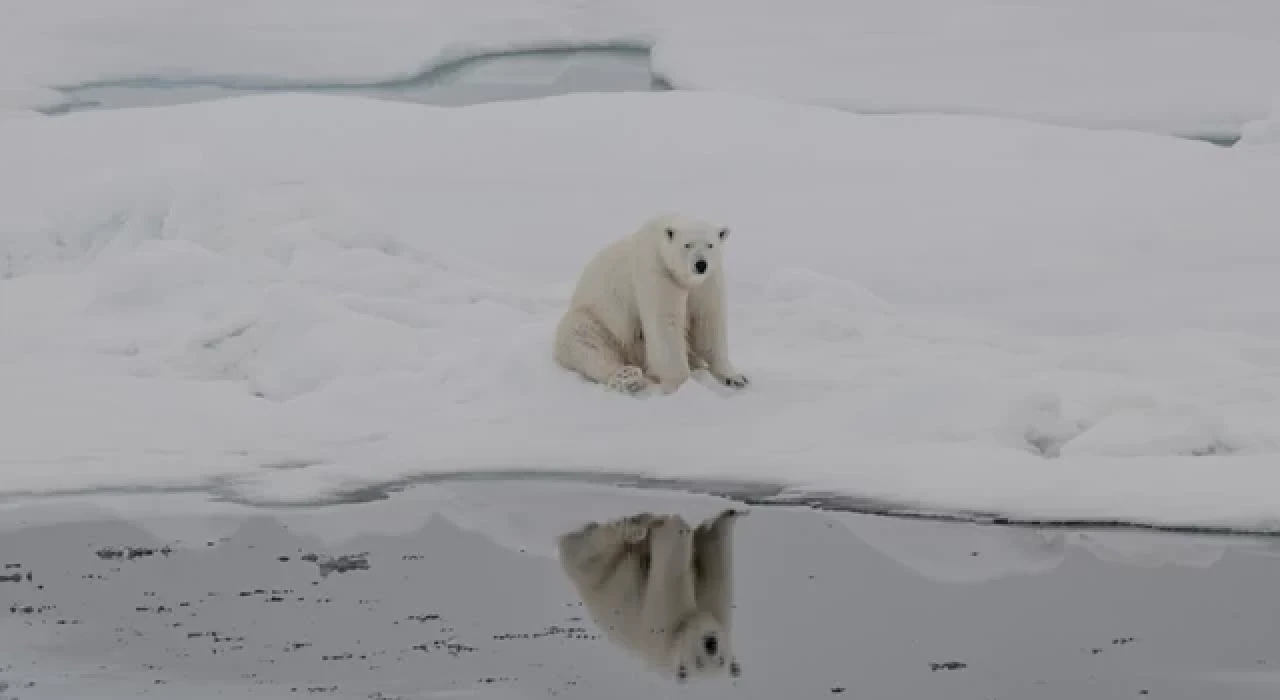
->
left=566, top=233, right=645, bottom=358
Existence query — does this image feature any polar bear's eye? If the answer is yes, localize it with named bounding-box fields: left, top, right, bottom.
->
left=666, top=228, right=675, bottom=240
left=718, top=228, right=729, bottom=240
left=684, top=243, right=693, bottom=249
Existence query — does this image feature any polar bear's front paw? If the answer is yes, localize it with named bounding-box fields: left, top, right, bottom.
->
left=605, top=366, right=649, bottom=394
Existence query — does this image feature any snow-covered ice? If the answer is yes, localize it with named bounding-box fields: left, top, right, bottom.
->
left=1238, top=97, right=1280, bottom=148
left=3, top=90, right=1280, bottom=530
left=650, top=0, right=1280, bottom=141
left=6, top=0, right=1280, bottom=140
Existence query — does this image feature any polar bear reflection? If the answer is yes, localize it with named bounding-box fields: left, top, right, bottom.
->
left=557, top=509, right=744, bottom=682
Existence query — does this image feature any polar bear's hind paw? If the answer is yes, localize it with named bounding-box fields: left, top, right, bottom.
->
left=606, top=366, right=650, bottom=394
left=617, top=515, right=656, bottom=544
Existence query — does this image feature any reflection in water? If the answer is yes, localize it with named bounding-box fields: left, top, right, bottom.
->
left=4, top=482, right=1280, bottom=699
left=835, top=512, right=1247, bottom=585
left=836, top=512, right=1069, bottom=583
left=557, top=509, right=744, bottom=683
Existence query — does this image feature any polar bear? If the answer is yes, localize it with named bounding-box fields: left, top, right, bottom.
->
left=557, top=509, right=745, bottom=682
left=553, top=213, right=749, bottom=395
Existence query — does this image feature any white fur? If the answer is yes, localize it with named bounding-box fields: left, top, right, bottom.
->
left=553, top=213, right=748, bottom=395
left=557, top=509, right=745, bottom=682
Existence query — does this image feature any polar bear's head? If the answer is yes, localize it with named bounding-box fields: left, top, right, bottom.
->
left=670, top=610, right=737, bottom=682
left=651, top=214, right=730, bottom=288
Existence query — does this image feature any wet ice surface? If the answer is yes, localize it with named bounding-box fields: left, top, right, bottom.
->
left=3, top=481, right=1280, bottom=699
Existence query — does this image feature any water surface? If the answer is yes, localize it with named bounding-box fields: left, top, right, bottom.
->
left=2, top=480, right=1278, bottom=699
left=46, top=47, right=657, bottom=114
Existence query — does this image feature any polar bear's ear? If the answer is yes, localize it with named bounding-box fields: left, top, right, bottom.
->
left=718, top=227, right=730, bottom=240
left=666, top=228, right=675, bottom=240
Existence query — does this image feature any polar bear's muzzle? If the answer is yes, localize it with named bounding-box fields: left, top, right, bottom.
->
left=693, top=258, right=708, bottom=275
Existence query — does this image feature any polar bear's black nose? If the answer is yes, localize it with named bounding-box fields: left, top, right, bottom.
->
left=703, top=634, right=718, bottom=655
left=693, top=259, right=708, bottom=275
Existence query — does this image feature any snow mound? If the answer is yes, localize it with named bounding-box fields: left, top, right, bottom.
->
left=3, top=91, right=1280, bottom=530
left=1238, top=96, right=1280, bottom=147
left=650, top=0, right=1280, bottom=140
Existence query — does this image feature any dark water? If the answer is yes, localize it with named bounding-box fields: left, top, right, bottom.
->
left=3, top=480, right=1280, bottom=699
left=44, top=47, right=659, bottom=115
left=39, top=44, right=1242, bottom=147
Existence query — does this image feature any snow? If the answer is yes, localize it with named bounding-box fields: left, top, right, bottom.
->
left=3, top=90, right=1280, bottom=531
left=1238, top=96, right=1280, bottom=147
left=5, top=0, right=1280, bottom=140
left=650, top=0, right=1280, bottom=141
